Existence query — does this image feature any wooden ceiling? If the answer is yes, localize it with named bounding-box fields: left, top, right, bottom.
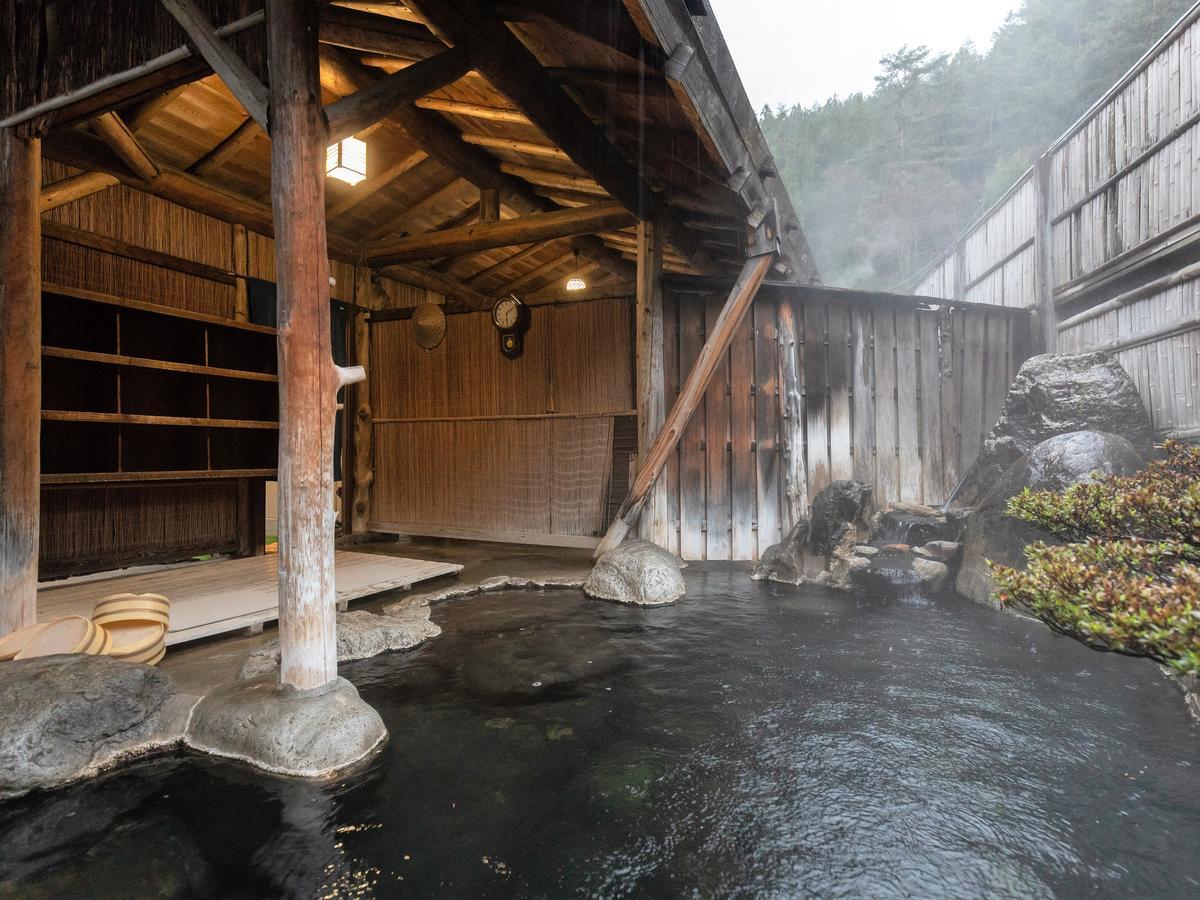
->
left=31, top=1, right=816, bottom=306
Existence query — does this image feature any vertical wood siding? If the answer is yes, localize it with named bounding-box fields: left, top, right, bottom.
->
left=646, top=291, right=1030, bottom=561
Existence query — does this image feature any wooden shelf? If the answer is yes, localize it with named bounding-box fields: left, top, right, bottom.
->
left=43, top=410, right=278, bottom=430
left=42, top=469, right=277, bottom=486
left=42, top=346, right=279, bottom=383
left=42, top=282, right=276, bottom=336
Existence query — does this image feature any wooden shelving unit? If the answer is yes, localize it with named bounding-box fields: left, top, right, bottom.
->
left=40, top=284, right=280, bottom=484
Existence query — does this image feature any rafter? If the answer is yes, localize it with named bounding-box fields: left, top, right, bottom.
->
left=367, top=202, right=635, bottom=267
left=91, top=112, right=161, bottom=181
left=326, top=47, right=471, bottom=143
left=413, top=98, right=530, bottom=124
left=39, top=172, right=120, bottom=213
left=461, top=134, right=569, bottom=161
left=496, top=251, right=575, bottom=296
left=327, top=150, right=429, bottom=221
left=319, top=46, right=634, bottom=283
left=365, top=176, right=471, bottom=243
left=188, top=117, right=261, bottom=176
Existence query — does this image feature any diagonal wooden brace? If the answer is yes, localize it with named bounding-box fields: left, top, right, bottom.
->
left=594, top=251, right=776, bottom=559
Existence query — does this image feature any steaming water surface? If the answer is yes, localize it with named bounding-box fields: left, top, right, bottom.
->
left=1, top=567, right=1197, bottom=897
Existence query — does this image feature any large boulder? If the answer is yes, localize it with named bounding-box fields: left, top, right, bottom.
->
left=239, top=607, right=440, bottom=680
left=808, top=480, right=874, bottom=557
left=956, top=430, right=1146, bottom=608
left=750, top=518, right=809, bottom=585
left=752, top=480, right=874, bottom=588
left=185, top=676, right=386, bottom=778
left=0, top=656, right=194, bottom=800
left=584, top=539, right=685, bottom=607
left=952, top=353, right=1154, bottom=507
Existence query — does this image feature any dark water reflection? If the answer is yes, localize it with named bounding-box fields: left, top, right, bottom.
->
left=2, top=567, right=1197, bottom=898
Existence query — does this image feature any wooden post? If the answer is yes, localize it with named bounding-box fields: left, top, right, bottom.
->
left=479, top=187, right=500, bottom=224
left=268, top=0, right=342, bottom=691
left=635, top=221, right=667, bottom=543
left=232, top=223, right=250, bottom=321
left=776, top=297, right=805, bottom=528
left=1032, top=155, right=1057, bottom=354
left=595, top=253, right=775, bottom=559
left=349, top=306, right=374, bottom=534
left=0, top=130, right=41, bottom=637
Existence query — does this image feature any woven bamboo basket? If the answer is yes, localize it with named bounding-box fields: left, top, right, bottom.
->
left=15, top=616, right=111, bottom=659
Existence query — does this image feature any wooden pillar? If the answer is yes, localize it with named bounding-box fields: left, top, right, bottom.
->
left=479, top=187, right=500, bottom=224
left=776, top=297, right=805, bottom=527
left=232, top=223, right=250, bottom=321
left=0, top=130, right=41, bottom=637
left=267, top=0, right=341, bottom=691
left=1032, top=155, right=1057, bottom=355
left=635, top=221, right=667, bottom=543
left=349, top=307, right=374, bottom=534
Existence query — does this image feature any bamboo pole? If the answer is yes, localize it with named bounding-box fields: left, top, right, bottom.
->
left=268, top=0, right=345, bottom=691
left=0, top=131, right=41, bottom=636
left=595, top=252, right=775, bottom=559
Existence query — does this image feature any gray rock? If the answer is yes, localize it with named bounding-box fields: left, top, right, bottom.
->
left=185, top=676, right=386, bottom=778
left=854, top=545, right=879, bottom=558
left=911, top=557, right=950, bottom=592
left=584, top=539, right=686, bottom=606
left=239, top=608, right=440, bottom=680
left=952, top=352, right=1154, bottom=507
left=0, top=656, right=194, bottom=800
left=388, top=575, right=587, bottom=611
left=750, top=518, right=809, bottom=585
left=955, top=430, right=1146, bottom=608
left=809, top=480, right=874, bottom=557
left=875, top=509, right=958, bottom=546
left=914, top=541, right=960, bottom=563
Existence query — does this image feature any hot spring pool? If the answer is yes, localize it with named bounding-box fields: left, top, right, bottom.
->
left=1, top=567, right=1197, bottom=897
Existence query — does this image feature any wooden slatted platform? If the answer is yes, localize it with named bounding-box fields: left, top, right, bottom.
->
left=36, top=551, right=463, bottom=646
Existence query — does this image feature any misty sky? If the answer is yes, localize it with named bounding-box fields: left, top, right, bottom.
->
left=706, top=0, right=1022, bottom=110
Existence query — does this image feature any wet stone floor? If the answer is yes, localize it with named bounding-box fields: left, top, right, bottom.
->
left=1, top=566, right=1198, bottom=898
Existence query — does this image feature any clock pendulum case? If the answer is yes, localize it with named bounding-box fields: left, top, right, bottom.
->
left=492, top=294, right=531, bottom=359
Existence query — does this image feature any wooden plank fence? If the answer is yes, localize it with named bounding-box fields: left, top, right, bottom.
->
left=912, top=1, right=1200, bottom=440
left=644, top=286, right=1031, bottom=560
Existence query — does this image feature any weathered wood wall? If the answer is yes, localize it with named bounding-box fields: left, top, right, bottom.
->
left=644, top=289, right=1030, bottom=560
left=368, top=299, right=635, bottom=546
left=913, top=3, right=1200, bottom=440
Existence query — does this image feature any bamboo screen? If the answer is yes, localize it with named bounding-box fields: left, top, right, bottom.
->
left=368, top=299, right=635, bottom=544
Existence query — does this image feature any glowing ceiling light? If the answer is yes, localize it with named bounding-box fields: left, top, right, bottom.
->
left=326, top=137, right=367, bottom=185
left=565, top=249, right=587, bottom=291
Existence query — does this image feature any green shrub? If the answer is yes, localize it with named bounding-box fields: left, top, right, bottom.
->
left=991, top=442, right=1200, bottom=675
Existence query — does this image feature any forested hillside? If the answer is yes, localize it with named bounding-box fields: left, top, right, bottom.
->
left=761, top=0, right=1195, bottom=289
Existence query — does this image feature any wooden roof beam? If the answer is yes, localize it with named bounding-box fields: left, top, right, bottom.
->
left=491, top=1, right=666, bottom=70
left=319, top=45, right=634, bottom=284
left=414, top=98, right=530, bottom=124
left=367, top=201, right=634, bottom=266
left=496, top=251, right=575, bottom=296
left=365, top=176, right=472, bottom=242
left=378, top=263, right=491, bottom=306
left=462, top=134, right=568, bottom=161
left=320, top=5, right=444, bottom=59
left=40, top=172, right=120, bottom=213
left=90, top=112, right=161, bottom=181
left=405, top=0, right=719, bottom=275
left=159, top=0, right=270, bottom=130
left=464, top=242, right=545, bottom=287
left=326, top=47, right=471, bottom=143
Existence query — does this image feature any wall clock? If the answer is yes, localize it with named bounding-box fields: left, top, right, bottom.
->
left=492, top=294, right=530, bottom=359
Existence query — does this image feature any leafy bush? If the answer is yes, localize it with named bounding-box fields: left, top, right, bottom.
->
left=991, top=442, right=1200, bottom=675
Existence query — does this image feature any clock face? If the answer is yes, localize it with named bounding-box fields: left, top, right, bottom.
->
left=493, top=297, right=520, bottom=330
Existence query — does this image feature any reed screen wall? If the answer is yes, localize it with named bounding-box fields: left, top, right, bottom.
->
left=367, top=300, right=636, bottom=547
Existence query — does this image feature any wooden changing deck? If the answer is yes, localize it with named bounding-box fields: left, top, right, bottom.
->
left=36, top=551, right=463, bottom=646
